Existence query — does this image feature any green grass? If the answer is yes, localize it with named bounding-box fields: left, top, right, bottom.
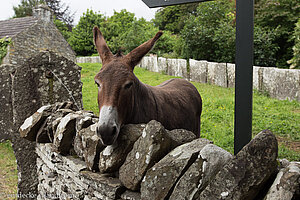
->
left=79, top=62, right=300, bottom=161
left=0, top=141, right=18, bottom=199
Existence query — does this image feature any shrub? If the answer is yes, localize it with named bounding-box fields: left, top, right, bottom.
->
left=0, top=37, right=11, bottom=64
left=253, top=26, right=280, bottom=67
left=288, top=19, right=300, bottom=69
left=67, top=9, right=105, bottom=56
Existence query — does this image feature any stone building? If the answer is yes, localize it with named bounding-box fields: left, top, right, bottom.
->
left=0, top=4, right=76, bottom=64
left=0, top=5, right=82, bottom=197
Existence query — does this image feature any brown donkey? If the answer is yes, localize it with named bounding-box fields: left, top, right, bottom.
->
left=93, top=27, right=202, bottom=145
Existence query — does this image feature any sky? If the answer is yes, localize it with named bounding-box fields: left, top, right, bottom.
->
left=0, top=0, right=159, bottom=24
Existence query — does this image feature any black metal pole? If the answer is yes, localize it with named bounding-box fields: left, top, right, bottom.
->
left=234, top=0, right=254, bottom=154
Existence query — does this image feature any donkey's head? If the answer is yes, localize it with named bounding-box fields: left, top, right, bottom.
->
left=93, top=27, right=162, bottom=145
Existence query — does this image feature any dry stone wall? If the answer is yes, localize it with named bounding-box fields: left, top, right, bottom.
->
left=77, top=56, right=300, bottom=102
left=0, top=51, right=83, bottom=197
left=19, top=102, right=300, bottom=200
left=76, top=56, right=101, bottom=64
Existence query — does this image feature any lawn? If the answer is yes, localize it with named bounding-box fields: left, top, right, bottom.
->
left=80, top=62, right=300, bottom=161
left=0, top=141, right=18, bottom=199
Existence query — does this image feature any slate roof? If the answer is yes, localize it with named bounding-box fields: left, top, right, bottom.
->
left=0, top=16, right=38, bottom=38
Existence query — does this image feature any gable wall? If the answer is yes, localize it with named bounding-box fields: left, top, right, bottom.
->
left=2, top=19, right=76, bottom=65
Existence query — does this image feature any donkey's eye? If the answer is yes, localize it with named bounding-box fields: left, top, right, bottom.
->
left=124, top=82, right=133, bottom=89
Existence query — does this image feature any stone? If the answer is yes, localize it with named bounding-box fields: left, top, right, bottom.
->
left=148, top=55, right=159, bottom=72
left=53, top=101, right=76, bottom=111
left=120, top=190, right=141, bottom=200
left=76, top=56, right=101, bottom=64
left=140, top=138, right=211, bottom=200
left=3, top=9, right=82, bottom=196
left=36, top=117, right=52, bottom=143
left=143, top=56, right=152, bottom=70
left=0, top=64, right=15, bottom=142
left=227, top=63, right=235, bottom=88
left=45, top=108, right=75, bottom=143
left=207, top=62, right=227, bottom=87
left=166, top=129, right=196, bottom=149
left=99, top=124, right=145, bottom=173
left=74, top=127, right=85, bottom=159
left=75, top=111, right=97, bottom=133
left=189, top=59, right=208, bottom=83
left=34, top=103, right=76, bottom=143
left=139, top=57, right=147, bottom=69
left=19, top=104, right=53, bottom=141
left=53, top=113, right=80, bottom=155
left=157, top=57, right=168, bottom=74
left=278, top=158, right=290, bottom=169
left=169, top=144, right=233, bottom=200
left=12, top=51, right=82, bottom=113
left=80, top=124, right=105, bottom=171
left=199, top=129, right=278, bottom=200
left=167, top=58, right=177, bottom=76
left=119, top=120, right=173, bottom=191
left=167, top=58, right=188, bottom=78
left=80, top=170, right=124, bottom=200
left=264, top=162, right=300, bottom=200
left=262, top=68, right=300, bottom=101
left=253, top=66, right=263, bottom=91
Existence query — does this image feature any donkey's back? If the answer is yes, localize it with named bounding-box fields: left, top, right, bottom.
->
left=150, top=78, right=202, bottom=137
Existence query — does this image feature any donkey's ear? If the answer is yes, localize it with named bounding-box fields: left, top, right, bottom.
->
left=124, top=31, right=163, bottom=70
left=93, top=26, right=113, bottom=65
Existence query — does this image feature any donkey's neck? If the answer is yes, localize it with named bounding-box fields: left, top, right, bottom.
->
left=130, top=79, right=158, bottom=124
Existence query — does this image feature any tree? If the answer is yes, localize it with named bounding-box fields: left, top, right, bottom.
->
left=102, top=9, right=136, bottom=54
left=68, top=9, right=106, bottom=56
left=255, top=0, right=300, bottom=67
left=0, top=37, right=11, bottom=63
left=178, top=0, right=279, bottom=66
left=45, top=0, right=74, bottom=30
left=53, top=16, right=71, bottom=41
left=153, top=3, right=199, bottom=34
left=13, top=0, right=40, bottom=17
left=118, top=18, right=177, bottom=56
left=288, top=19, right=300, bottom=69
left=179, top=0, right=234, bottom=61
left=13, top=0, right=74, bottom=29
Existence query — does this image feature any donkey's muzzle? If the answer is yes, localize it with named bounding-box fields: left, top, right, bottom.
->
left=96, top=124, right=118, bottom=146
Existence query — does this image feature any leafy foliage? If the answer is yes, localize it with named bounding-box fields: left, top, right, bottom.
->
left=13, top=0, right=40, bottom=17
left=153, top=3, right=199, bottom=34
left=288, top=19, right=300, bottom=69
left=0, top=37, right=11, bottom=63
left=44, top=0, right=74, bottom=29
left=254, top=0, right=300, bottom=67
left=253, top=26, right=280, bottom=67
left=69, top=9, right=176, bottom=57
left=67, top=9, right=105, bottom=56
left=102, top=9, right=136, bottom=54
left=53, top=17, right=71, bottom=41
left=178, top=0, right=235, bottom=61
left=13, top=0, right=75, bottom=28
left=177, top=0, right=282, bottom=66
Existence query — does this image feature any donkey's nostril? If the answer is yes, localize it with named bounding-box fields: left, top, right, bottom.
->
left=112, top=126, right=117, bottom=135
